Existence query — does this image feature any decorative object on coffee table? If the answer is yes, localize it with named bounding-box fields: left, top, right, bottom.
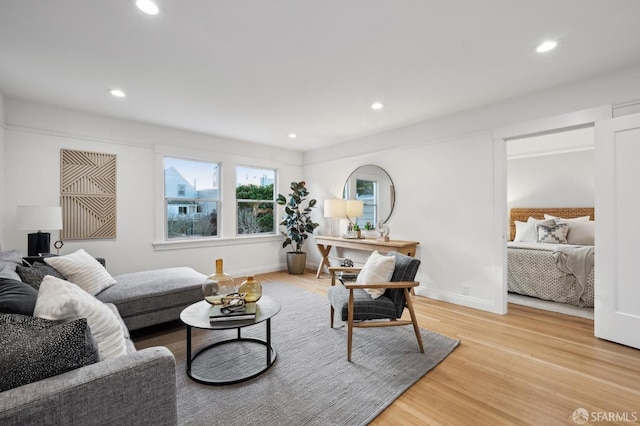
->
left=202, top=259, right=235, bottom=305
left=239, top=275, right=262, bottom=302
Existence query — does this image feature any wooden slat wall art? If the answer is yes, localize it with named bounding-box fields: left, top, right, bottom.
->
left=60, top=149, right=117, bottom=240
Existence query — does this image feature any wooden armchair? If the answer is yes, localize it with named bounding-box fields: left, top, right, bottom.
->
left=327, top=251, right=424, bottom=361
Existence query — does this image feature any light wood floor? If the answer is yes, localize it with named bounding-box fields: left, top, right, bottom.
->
left=258, top=270, right=640, bottom=426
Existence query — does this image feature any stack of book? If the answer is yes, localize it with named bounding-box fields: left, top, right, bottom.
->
left=209, top=303, right=256, bottom=322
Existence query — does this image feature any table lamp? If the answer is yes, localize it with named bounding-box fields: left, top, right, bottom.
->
left=346, top=200, right=364, bottom=225
left=324, top=199, right=346, bottom=237
left=16, top=205, right=63, bottom=256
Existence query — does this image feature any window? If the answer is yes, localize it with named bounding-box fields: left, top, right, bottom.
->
left=164, top=157, right=220, bottom=239
left=236, top=166, right=276, bottom=235
left=356, top=178, right=377, bottom=226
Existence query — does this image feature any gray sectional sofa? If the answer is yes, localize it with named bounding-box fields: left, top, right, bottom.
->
left=0, top=253, right=208, bottom=425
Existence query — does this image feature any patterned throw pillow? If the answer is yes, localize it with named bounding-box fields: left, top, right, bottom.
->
left=16, top=264, right=66, bottom=290
left=0, top=314, right=99, bottom=392
left=537, top=223, right=569, bottom=244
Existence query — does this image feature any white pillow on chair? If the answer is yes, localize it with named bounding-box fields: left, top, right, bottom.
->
left=355, top=251, right=396, bottom=299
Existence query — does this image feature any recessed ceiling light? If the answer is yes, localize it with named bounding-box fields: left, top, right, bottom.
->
left=108, top=88, right=126, bottom=98
left=136, top=0, right=159, bottom=15
left=371, top=102, right=384, bottom=110
left=536, top=40, right=558, bottom=53
left=288, top=133, right=297, bottom=139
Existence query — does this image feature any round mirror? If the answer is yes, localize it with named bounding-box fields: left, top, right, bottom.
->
left=343, top=165, right=395, bottom=225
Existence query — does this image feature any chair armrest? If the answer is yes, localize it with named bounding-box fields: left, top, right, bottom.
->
left=344, top=281, right=419, bottom=290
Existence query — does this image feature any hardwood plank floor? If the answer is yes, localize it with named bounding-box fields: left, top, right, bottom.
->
left=136, top=270, right=640, bottom=425
left=262, top=271, right=640, bottom=425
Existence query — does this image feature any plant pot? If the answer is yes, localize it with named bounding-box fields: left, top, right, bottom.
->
left=286, top=252, right=307, bottom=275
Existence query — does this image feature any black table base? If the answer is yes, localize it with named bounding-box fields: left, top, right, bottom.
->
left=185, top=318, right=277, bottom=386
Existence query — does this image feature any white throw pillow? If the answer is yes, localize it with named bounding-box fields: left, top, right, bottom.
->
left=34, top=275, right=127, bottom=360
left=566, top=221, right=595, bottom=245
left=544, top=214, right=590, bottom=223
left=356, top=251, right=395, bottom=299
left=513, top=217, right=554, bottom=242
left=44, top=249, right=116, bottom=295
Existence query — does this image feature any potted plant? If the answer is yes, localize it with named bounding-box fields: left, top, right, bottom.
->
left=276, top=181, right=319, bottom=274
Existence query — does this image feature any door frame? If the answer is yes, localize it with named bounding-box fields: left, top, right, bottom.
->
left=492, top=105, right=611, bottom=314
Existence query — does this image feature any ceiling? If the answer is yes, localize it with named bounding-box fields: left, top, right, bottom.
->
left=1, top=1, right=640, bottom=152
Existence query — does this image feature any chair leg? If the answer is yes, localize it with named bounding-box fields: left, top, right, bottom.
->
left=330, top=305, right=334, bottom=328
left=404, top=288, right=424, bottom=353
left=347, top=289, right=355, bottom=362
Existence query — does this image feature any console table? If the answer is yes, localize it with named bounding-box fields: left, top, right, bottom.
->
left=315, top=235, right=420, bottom=278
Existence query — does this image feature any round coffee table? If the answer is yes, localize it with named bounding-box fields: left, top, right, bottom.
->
left=180, top=295, right=281, bottom=385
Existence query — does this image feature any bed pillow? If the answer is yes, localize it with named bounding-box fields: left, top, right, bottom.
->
left=537, top=223, right=569, bottom=244
left=0, top=314, right=99, bottom=392
left=356, top=251, right=396, bottom=299
left=34, top=275, right=127, bottom=361
left=514, top=217, right=555, bottom=242
left=44, top=249, right=116, bottom=295
left=566, top=221, right=595, bottom=245
left=544, top=214, right=590, bottom=223
left=0, top=278, right=38, bottom=315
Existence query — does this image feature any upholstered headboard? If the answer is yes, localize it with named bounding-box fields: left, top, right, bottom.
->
left=509, top=207, right=595, bottom=241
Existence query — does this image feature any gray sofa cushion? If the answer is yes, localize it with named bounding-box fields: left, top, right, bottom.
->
left=0, top=314, right=99, bottom=391
left=97, top=266, right=206, bottom=322
left=0, top=278, right=38, bottom=315
left=0, top=250, right=23, bottom=281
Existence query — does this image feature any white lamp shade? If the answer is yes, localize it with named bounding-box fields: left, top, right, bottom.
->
left=324, top=199, right=346, bottom=218
left=346, top=200, right=364, bottom=218
left=16, top=205, right=63, bottom=231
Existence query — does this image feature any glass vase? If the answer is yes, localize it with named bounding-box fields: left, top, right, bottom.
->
left=202, top=259, right=236, bottom=305
left=238, top=275, right=262, bottom=303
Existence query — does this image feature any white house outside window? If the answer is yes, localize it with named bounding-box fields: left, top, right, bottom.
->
left=164, top=157, right=220, bottom=239
left=236, top=166, right=276, bottom=235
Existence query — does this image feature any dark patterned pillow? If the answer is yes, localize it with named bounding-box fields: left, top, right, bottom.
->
left=16, top=263, right=66, bottom=290
left=0, top=278, right=38, bottom=315
left=0, top=315, right=99, bottom=392
left=537, top=223, right=569, bottom=244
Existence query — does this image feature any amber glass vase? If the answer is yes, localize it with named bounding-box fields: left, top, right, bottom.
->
left=202, top=259, right=236, bottom=305
left=238, top=275, right=262, bottom=303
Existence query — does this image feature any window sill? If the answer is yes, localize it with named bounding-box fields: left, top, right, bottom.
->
left=152, top=234, right=282, bottom=251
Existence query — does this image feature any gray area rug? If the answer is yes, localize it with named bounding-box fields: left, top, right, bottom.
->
left=138, top=282, right=459, bottom=426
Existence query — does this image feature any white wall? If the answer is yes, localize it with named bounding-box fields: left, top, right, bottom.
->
left=0, top=93, right=5, bottom=249
left=508, top=150, right=595, bottom=210
left=305, top=62, right=640, bottom=314
left=2, top=98, right=303, bottom=276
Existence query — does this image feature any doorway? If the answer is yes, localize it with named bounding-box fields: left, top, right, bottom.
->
left=505, top=126, right=595, bottom=318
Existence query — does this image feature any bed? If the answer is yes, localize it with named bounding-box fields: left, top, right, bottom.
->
left=507, top=207, right=595, bottom=307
